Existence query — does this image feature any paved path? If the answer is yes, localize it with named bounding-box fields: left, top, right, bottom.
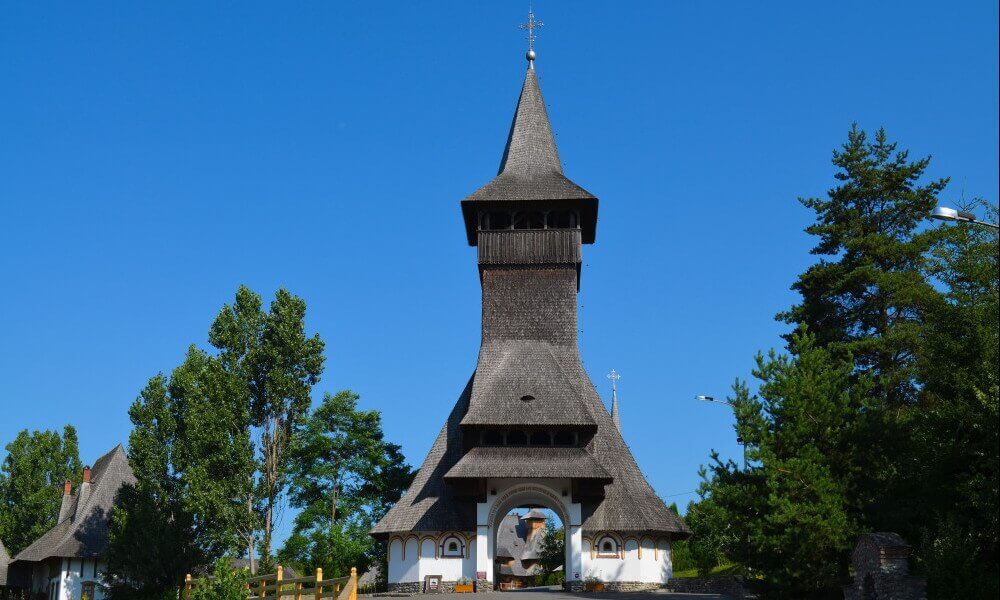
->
left=399, top=589, right=728, bottom=600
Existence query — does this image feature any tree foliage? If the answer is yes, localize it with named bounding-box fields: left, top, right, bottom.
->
left=189, top=558, right=249, bottom=600
left=909, top=200, right=998, bottom=598
left=536, top=518, right=565, bottom=582
left=209, top=286, right=325, bottom=563
left=277, top=391, right=413, bottom=580
left=106, top=285, right=323, bottom=597
left=0, top=425, right=81, bottom=555
left=105, top=354, right=254, bottom=599
left=691, top=126, right=998, bottom=597
left=779, top=125, right=947, bottom=408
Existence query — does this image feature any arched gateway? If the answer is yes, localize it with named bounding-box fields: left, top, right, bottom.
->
left=371, top=45, right=690, bottom=593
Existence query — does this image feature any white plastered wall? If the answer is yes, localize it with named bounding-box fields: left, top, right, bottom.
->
left=387, top=532, right=477, bottom=583
left=582, top=535, right=672, bottom=583
left=385, top=478, right=674, bottom=586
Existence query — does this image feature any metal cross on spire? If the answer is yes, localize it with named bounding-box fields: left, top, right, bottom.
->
left=519, top=4, right=544, bottom=66
left=607, top=369, right=621, bottom=393
left=607, top=369, right=622, bottom=432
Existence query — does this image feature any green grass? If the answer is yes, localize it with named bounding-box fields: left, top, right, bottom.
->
left=671, top=562, right=740, bottom=579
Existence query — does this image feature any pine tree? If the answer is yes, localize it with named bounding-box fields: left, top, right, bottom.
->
left=779, top=125, right=947, bottom=407
left=698, top=330, right=868, bottom=596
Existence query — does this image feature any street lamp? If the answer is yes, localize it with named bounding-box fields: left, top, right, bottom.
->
left=930, top=206, right=999, bottom=229
left=695, top=394, right=753, bottom=573
left=695, top=395, right=747, bottom=470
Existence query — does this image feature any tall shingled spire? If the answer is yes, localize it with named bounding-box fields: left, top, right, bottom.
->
left=497, top=69, right=562, bottom=177
left=459, top=63, right=598, bottom=245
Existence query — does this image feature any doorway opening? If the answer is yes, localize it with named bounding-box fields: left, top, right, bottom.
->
left=493, top=506, right=565, bottom=591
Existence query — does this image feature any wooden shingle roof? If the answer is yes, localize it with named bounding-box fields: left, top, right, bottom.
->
left=443, top=447, right=610, bottom=480
left=460, top=67, right=598, bottom=245
left=14, top=445, right=135, bottom=563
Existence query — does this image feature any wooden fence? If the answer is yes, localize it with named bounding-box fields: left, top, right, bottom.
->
left=184, top=566, right=357, bottom=600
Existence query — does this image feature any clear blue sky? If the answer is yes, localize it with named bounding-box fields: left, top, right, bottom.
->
left=2, top=1, right=997, bottom=549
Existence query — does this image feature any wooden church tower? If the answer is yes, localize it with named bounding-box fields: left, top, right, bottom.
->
left=372, top=24, right=689, bottom=592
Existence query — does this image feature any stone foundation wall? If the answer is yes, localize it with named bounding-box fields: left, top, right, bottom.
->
left=666, top=576, right=748, bottom=599
left=598, top=582, right=663, bottom=592
left=387, top=581, right=494, bottom=594
left=386, top=582, right=421, bottom=594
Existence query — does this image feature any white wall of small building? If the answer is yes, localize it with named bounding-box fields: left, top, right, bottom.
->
left=387, top=533, right=478, bottom=584
left=30, top=558, right=107, bottom=600
left=582, top=536, right=672, bottom=584
left=386, top=478, right=674, bottom=586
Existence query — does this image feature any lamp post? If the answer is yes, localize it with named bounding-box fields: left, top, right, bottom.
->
left=695, top=395, right=748, bottom=470
left=696, top=394, right=752, bottom=573
left=930, top=206, right=999, bottom=230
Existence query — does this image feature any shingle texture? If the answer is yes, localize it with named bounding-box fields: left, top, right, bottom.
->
left=371, top=378, right=477, bottom=536
left=14, top=445, right=135, bottom=562
left=460, top=68, right=597, bottom=245
left=372, top=63, right=688, bottom=540
left=444, top=447, right=610, bottom=480
left=495, top=513, right=548, bottom=576
left=0, top=538, right=10, bottom=585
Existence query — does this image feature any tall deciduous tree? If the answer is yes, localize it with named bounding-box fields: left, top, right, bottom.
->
left=278, top=391, right=412, bottom=579
left=0, top=425, right=81, bottom=555
left=105, top=348, right=256, bottom=599
left=209, top=286, right=325, bottom=564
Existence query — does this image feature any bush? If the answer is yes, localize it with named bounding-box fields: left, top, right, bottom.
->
left=190, top=559, right=248, bottom=600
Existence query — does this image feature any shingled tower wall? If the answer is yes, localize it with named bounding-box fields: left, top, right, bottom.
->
left=372, top=57, right=689, bottom=593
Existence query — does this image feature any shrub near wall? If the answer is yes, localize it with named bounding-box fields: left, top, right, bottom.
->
left=189, top=560, right=249, bottom=600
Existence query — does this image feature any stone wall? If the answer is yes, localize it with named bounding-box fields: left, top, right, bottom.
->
left=387, top=580, right=493, bottom=594
left=598, top=582, right=663, bottom=592
left=666, top=576, right=748, bottom=599
left=386, top=582, right=421, bottom=594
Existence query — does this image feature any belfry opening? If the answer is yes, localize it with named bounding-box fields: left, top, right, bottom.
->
left=372, top=34, right=689, bottom=594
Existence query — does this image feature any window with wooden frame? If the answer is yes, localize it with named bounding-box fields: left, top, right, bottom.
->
left=439, top=535, right=464, bottom=558
left=80, top=581, right=97, bottom=600
left=596, top=535, right=620, bottom=558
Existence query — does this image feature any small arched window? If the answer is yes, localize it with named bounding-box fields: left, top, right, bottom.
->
left=440, top=536, right=464, bottom=557
left=545, top=210, right=578, bottom=229
left=596, top=535, right=619, bottom=558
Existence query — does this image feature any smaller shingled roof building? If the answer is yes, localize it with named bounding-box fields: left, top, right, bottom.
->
left=7, top=445, right=135, bottom=600
left=495, top=511, right=553, bottom=589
